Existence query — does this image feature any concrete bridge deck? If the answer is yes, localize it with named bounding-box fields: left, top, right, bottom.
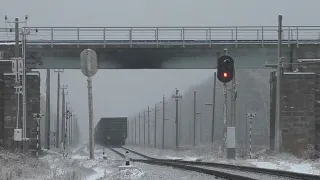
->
left=0, top=26, right=319, bottom=47
left=0, top=26, right=320, bottom=69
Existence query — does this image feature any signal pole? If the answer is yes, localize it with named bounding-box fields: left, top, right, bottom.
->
left=172, top=89, right=182, bottom=150
left=217, top=49, right=235, bottom=159
left=54, top=69, right=63, bottom=148
left=147, top=106, right=151, bottom=147
left=223, top=82, right=227, bottom=154
left=154, top=103, right=159, bottom=148
left=275, top=15, right=283, bottom=153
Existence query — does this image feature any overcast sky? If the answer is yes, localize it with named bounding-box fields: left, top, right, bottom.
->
left=0, top=0, right=318, bottom=26
left=1, top=0, right=319, bottom=141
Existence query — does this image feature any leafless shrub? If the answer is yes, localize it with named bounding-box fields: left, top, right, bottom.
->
left=302, top=144, right=320, bottom=160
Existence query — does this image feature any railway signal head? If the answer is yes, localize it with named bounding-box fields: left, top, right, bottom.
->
left=217, top=55, right=234, bottom=83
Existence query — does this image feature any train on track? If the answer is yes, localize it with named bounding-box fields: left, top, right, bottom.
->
left=94, top=117, right=127, bottom=147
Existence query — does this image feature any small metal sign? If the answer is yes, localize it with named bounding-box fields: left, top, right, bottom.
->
left=80, top=49, right=98, bottom=77
left=246, top=113, right=256, bottom=119
left=33, top=113, right=43, bottom=120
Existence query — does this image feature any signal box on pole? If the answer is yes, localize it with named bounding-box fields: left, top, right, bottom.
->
left=217, top=55, right=234, bottom=83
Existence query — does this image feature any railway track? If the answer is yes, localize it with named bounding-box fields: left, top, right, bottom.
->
left=108, top=146, right=320, bottom=180
left=124, top=147, right=320, bottom=180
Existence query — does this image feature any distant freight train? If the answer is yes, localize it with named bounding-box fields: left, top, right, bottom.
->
left=94, top=117, right=127, bottom=147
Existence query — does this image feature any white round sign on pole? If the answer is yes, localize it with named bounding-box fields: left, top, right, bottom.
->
left=80, top=49, right=98, bottom=77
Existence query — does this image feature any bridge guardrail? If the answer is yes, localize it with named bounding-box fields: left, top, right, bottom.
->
left=0, top=26, right=319, bottom=46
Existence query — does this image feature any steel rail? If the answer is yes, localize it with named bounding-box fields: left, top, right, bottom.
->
left=109, top=147, right=256, bottom=180
left=122, top=147, right=320, bottom=180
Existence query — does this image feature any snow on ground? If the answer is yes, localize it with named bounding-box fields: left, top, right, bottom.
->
left=0, top=143, right=218, bottom=180
left=76, top=144, right=220, bottom=179
left=124, top=145, right=320, bottom=175
left=0, top=147, right=50, bottom=180
left=6, top=143, right=318, bottom=179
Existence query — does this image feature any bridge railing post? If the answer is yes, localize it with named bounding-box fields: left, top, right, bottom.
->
left=129, top=28, right=132, bottom=48
left=182, top=28, right=185, bottom=48
left=156, top=28, right=159, bottom=48
left=288, top=27, right=290, bottom=47
left=51, top=28, right=53, bottom=48
left=103, top=28, right=106, bottom=48
left=261, top=27, right=264, bottom=47
left=77, top=28, right=80, bottom=48
left=209, top=28, right=211, bottom=48
left=231, top=29, right=234, bottom=41
left=296, top=26, right=299, bottom=47
left=235, top=27, right=238, bottom=48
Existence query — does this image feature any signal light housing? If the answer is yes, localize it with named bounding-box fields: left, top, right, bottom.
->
left=217, top=55, right=234, bottom=83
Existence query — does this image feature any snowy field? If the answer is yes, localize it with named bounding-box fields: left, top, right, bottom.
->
left=124, top=145, right=320, bottom=175
left=0, top=145, right=221, bottom=180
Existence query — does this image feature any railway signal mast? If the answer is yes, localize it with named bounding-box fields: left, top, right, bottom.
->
left=216, top=51, right=236, bottom=159
left=80, top=49, right=98, bottom=159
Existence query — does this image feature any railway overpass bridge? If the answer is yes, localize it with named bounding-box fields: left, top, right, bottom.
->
left=0, top=26, right=320, bottom=69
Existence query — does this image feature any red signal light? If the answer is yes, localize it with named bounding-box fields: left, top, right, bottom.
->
left=223, top=72, right=228, bottom=78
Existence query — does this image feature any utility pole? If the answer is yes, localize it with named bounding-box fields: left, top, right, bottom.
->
left=231, top=78, right=236, bottom=127
left=162, top=95, right=165, bottom=149
left=73, top=115, right=77, bottom=145
left=5, top=16, right=22, bottom=151
left=13, top=17, right=21, bottom=151
left=65, top=102, right=69, bottom=148
left=143, top=111, right=146, bottom=147
left=54, top=69, right=63, bottom=148
left=172, top=89, right=182, bottom=150
left=154, top=103, right=159, bottom=148
left=69, top=108, right=73, bottom=146
left=205, top=71, right=217, bottom=145
left=194, top=90, right=202, bottom=146
left=5, top=15, right=32, bottom=153
left=61, top=85, right=67, bottom=151
left=51, top=113, right=56, bottom=147
left=275, top=15, right=283, bottom=153
left=147, top=106, right=151, bottom=147
left=231, top=72, right=236, bottom=127
left=193, top=91, right=196, bottom=146
left=14, top=17, right=20, bottom=139
left=132, top=120, right=134, bottom=144
left=193, top=90, right=201, bottom=146
left=139, top=113, right=141, bottom=146
left=135, top=117, right=137, bottom=145
left=45, top=69, right=51, bottom=149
